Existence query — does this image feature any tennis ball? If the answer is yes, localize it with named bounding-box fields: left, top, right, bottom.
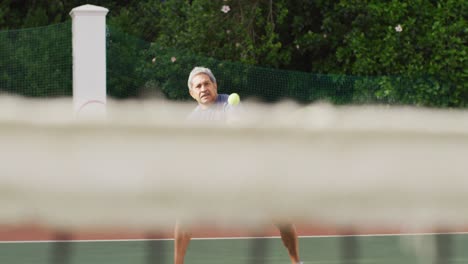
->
left=228, top=93, right=240, bottom=106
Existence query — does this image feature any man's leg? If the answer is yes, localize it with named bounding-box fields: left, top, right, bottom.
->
left=275, top=223, right=301, bottom=264
left=174, top=221, right=192, bottom=264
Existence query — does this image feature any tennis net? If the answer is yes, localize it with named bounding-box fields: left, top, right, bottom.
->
left=1, top=95, right=468, bottom=263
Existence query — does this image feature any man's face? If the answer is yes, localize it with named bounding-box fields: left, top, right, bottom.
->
left=189, top=73, right=218, bottom=108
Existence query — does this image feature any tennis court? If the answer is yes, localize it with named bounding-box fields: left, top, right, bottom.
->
left=1, top=233, right=468, bottom=264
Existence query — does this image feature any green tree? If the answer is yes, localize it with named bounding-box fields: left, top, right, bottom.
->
left=137, top=0, right=291, bottom=67
left=310, top=0, right=467, bottom=106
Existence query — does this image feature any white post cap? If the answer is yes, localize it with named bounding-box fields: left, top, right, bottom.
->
left=70, top=4, right=109, bottom=17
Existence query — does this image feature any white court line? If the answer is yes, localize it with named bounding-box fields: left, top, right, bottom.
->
left=1, top=231, right=468, bottom=244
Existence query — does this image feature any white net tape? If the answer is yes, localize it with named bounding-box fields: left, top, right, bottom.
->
left=1, top=96, right=468, bottom=230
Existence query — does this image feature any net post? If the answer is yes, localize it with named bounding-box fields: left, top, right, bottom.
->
left=69, top=4, right=108, bottom=117
left=340, top=228, right=360, bottom=264
left=50, top=232, right=73, bottom=264
left=145, top=232, right=168, bottom=264
left=435, top=232, right=453, bottom=264
left=248, top=235, right=269, bottom=264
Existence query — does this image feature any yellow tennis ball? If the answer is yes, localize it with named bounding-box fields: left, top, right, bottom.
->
left=228, top=93, right=240, bottom=106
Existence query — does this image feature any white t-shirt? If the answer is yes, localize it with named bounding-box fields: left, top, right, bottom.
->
left=188, top=94, right=237, bottom=122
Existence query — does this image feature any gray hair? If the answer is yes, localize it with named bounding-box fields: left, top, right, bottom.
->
left=187, top=67, right=217, bottom=89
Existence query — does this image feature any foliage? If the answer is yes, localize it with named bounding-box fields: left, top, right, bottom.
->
left=313, top=0, right=467, bottom=106
left=145, top=0, right=291, bottom=68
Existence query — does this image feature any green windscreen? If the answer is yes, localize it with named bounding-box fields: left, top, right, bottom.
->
left=106, top=25, right=460, bottom=107
left=0, top=22, right=72, bottom=97
left=0, top=22, right=461, bottom=107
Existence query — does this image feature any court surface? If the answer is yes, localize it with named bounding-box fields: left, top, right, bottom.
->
left=1, top=233, right=468, bottom=264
